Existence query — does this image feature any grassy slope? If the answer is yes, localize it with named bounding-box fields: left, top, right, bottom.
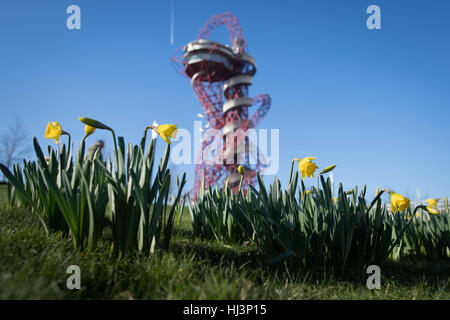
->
left=0, top=186, right=448, bottom=299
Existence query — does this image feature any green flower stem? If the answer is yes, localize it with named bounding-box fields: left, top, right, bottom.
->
left=288, top=160, right=295, bottom=184
left=142, top=127, right=149, bottom=149
left=384, top=205, right=423, bottom=260
left=110, top=129, right=118, bottom=168
left=238, top=175, right=244, bottom=195
left=110, top=130, right=118, bottom=156
left=67, top=134, right=71, bottom=151
left=62, top=131, right=71, bottom=150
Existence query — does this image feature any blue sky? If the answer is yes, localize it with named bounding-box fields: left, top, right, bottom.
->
left=0, top=0, right=449, bottom=201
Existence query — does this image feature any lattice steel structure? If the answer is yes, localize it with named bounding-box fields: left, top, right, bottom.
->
left=172, top=12, right=271, bottom=196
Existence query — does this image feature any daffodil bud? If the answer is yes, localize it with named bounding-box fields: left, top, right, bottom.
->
left=78, top=117, right=113, bottom=131
left=238, top=165, right=244, bottom=176
left=319, top=165, right=336, bottom=175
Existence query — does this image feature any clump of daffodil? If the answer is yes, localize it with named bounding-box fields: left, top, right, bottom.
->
left=380, top=192, right=441, bottom=261
left=384, top=201, right=440, bottom=261
left=147, top=124, right=178, bottom=144
left=44, top=121, right=70, bottom=144
left=384, top=189, right=410, bottom=213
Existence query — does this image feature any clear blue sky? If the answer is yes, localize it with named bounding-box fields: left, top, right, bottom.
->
left=1, top=0, right=449, bottom=201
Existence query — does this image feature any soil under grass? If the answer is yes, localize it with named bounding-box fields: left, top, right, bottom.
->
left=0, top=185, right=448, bottom=299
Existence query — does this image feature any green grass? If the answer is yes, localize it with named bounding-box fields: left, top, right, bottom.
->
left=0, top=197, right=449, bottom=299
left=0, top=184, right=6, bottom=206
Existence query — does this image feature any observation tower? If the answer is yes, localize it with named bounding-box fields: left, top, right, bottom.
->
left=172, top=12, right=271, bottom=195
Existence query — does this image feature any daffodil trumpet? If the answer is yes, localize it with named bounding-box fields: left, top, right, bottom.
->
left=426, top=198, right=441, bottom=209
left=298, top=157, right=319, bottom=180
left=384, top=189, right=410, bottom=214
left=44, top=121, right=71, bottom=147
left=147, top=124, right=178, bottom=145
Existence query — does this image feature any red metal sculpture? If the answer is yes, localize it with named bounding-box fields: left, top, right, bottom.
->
left=172, top=12, right=271, bottom=196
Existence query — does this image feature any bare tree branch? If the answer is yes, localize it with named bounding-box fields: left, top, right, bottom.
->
left=0, top=116, right=30, bottom=181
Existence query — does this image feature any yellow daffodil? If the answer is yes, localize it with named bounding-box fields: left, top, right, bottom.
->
left=385, top=189, right=410, bottom=213
left=84, top=124, right=96, bottom=138
left=297, top=157, right=319, bottom=179
left=238, top=165, right=244, bottom=176
left=426, top=198, right=440, bottom=209
left=44, top=156, right=50, bottom=166
left=333, top=197, right=337, bottom=203
left=45, top=122, right=64, bottom=143
left=149, top=124, right=178, bottom=144
left=425, top=206, right=440, bottom=215
left=414, top=204, right=441, bottom=216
